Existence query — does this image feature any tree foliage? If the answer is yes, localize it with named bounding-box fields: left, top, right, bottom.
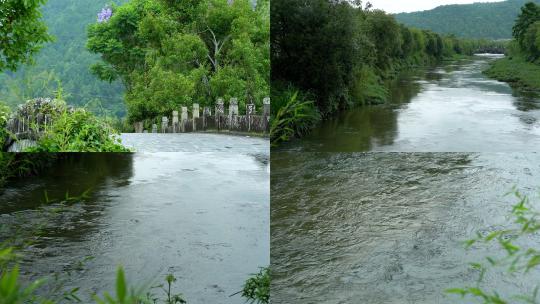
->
left=512, top=2, right=540, bottom=61
left=0, top=0, right=53, bottom=72
left=271, top=0, right=500, bottom=126
left=0, top=0, right=127, bottom=117
left=87, top=0, right=270, bottom=122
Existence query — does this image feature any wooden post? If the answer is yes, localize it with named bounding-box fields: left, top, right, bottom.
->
left=203, top=107, right=211, bottom=130
left=181, top=106, right=188, bottom=132
left=172, top=111, right=179, bottom=133
left=263, top=97, right=270, bottom=132
left=229, top=97, right=239, bottom=130
left=134, top=121, right=144, bottom=133
left=193, top=103, right=200, bottom=131
left=215, top=98, right=224, bottom=131
left=161, top=116, right=169, bottom=133
left=246, top=102, right=255, bottom=132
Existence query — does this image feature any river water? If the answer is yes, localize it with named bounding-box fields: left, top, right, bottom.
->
left=0, top=143, right=269, bottom=302
left=271, top=152, right=540, bottom=303
left=281, top=54, right=540, bottom=152
left=120, top=133, right=269, bottom=153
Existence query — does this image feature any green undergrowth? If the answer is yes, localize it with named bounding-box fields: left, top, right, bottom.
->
left=270, top=86, right=320, bottom=146
left=26, top=109, right=130, bottom=152
left=0, top=153, right=58, bottom=189
left=484, top=54, right=540, bottom=90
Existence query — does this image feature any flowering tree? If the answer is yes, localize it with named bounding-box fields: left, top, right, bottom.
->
left=97, top=7, right=112, bottom=23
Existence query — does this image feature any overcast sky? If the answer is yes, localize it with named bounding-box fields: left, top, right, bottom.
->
left=367, top=0, right=505, bottom=14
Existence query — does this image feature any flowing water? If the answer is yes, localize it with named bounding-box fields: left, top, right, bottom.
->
left=0, top=150, right=269, bottom=303
left=120, top=133, right=269, bottom=153
left=271, top=152, right=540, bottom=303
left=281, top=54, right=540, bottom=152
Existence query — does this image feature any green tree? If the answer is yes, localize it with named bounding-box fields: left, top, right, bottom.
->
left=513, top=2, right=540, bottom=47
left=87, top=0, right=269, bottom=122
left=0, top=0, right=53, bottom=72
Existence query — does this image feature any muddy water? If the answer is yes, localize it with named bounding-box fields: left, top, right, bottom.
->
left=282, top=55, right=540, bottom=152
left=120, top=133, right=269, bottom=153
left=0, top=152, right=269, bottom=303
left=271, top=152, right=540, bottom=303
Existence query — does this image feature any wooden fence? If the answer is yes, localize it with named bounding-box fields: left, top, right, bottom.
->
left=133, top=97, right=270, bottom=134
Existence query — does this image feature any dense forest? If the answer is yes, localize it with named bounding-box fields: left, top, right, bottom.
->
left=0, top=0, right=127, bottom=117
left=88, top=0, right=269, bottom=123
left=395, top=0, right=540, bottom=39
left=271, top=0, right=505, bottom=144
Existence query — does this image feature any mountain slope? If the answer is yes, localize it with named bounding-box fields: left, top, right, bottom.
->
left=394, top=0, right=540, bottom=39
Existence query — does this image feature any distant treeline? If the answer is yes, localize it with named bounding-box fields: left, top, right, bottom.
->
left=270, top=0, right=506, bottom=144
left=395, top=0, right=540, bottom=40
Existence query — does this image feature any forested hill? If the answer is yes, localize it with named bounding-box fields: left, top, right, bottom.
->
left=395, top=0, right=540, bottom=39
left=0, top=0, right=127, bottom=116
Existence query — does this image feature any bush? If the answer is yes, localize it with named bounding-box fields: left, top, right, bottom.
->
left=28, top=109, right=130, bottom=152
left=241, top=267, right=270, bottom=304
left=270, top=88, right=320, bottom=146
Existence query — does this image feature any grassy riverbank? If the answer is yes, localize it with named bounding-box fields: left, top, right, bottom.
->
left=484, top=54, right=540, bottom=89
left=483, top=2, right=540, bottom=91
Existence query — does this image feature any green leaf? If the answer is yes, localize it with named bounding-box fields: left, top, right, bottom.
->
left=116, top=266, right=126, bottom=302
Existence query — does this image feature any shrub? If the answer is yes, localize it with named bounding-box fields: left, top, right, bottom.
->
left=270, top=88, right=320, bottom=146
left=241, top=267, right=270, bottom=304
left=28, top=109, right=130, bottom=152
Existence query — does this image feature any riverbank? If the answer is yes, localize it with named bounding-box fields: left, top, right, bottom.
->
left=484, top=54, right=540, bottom=90
left=276, top=54, right=540, bottom=152
left=271, top=54, right=483, bottom=147
left=270, top=57, right=458, bottom=146
left=0, top=153, right=61, bottom=189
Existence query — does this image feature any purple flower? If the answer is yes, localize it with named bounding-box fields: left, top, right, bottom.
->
left=97, top=7, right=112, bottom=23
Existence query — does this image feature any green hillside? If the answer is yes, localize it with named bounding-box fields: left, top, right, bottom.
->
left=395, top=0, right=540, bottom=39
left=0, top=0, right=127, bottom=116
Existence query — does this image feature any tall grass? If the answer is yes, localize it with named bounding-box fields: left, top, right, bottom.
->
left=270, top=87, right=320, bottom=146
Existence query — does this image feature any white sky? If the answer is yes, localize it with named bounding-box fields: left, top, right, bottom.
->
left=366, top=0, right=505, bottom=14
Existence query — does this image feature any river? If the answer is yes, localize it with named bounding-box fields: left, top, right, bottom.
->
left=280, top=54, right=540, bottom=152
left=120, top=133, right=268, bottom=153
left=271, top=152, right=540, bottom=303
left=0, top=145, right=269, bottom=302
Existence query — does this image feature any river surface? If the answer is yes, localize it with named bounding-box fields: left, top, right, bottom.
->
left=120, top=133, right=269, bottom=153
left=0, top=151, right=269, bottom=303
left=281, top=54, right=540, bottom=152
left=271, top=152, right=540, bottom=303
